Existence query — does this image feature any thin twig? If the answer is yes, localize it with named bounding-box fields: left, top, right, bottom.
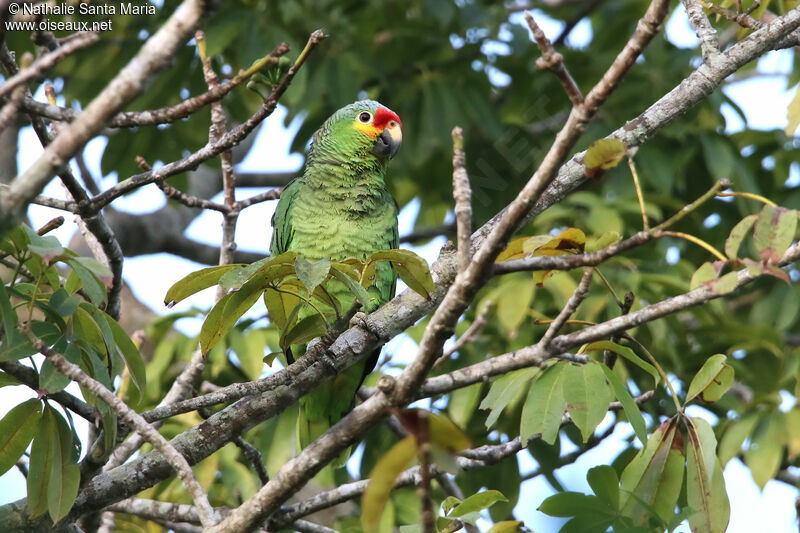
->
left=85, top=31, right=325, bottom=213
left=433, top=302, right=492, bottom=368
left=195, top=29, right=239, bottom=299
left=539, top=268, right=593, bottom=348
left=451, top=127, right=472, bottom=274
left=603, top=290, right=635, bottom=367
left=17, top=44, right=290, bottom=128
left=525, top=12, right=585, bottom=106
left=235, top=188, right=283, bottom=209
left=399, top=223, right=456, bottom=244
left=0, top=32, right=98, bottom=99
left=0, top=0, right=211, bottom=230
left=701, top=0, right=763, bottom=30
left=233, top=436, right=270, bottom=486
left=683, top=0, right=721, bottom=60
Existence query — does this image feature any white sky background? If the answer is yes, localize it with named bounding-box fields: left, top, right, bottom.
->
left=1, top=4, right=799, bottom=532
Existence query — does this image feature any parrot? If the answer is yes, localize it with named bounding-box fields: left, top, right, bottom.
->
left=269, top=99, right=402, bottom=465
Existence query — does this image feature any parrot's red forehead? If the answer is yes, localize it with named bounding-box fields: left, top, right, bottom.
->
left=373, top=107, right=402, bottom=129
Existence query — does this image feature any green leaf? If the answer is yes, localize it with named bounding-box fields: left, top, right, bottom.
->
left=479, top=367, right=538, bottom=428
left=538, top=491, right=614, bottom=517
left=0, top=399, right=42, bottom=476
left=449, top=490, right=508, bottom=517
left=0, top=372, right=20, bottom=388
left=27, top=407, right=58, bottom=517
left=164, top=264, right=244, bottom=306
left=494, top=276, right=535, bottom=334
left=753, top=205, right=797, bottom=263
left=361, top=436, right=418, bottom=533
left=744, top=414, right=784, bottom=490
left=105, top=314, right=147, bottom=401
left=47, top=409, right=80, bottom=522
left=686, top=417, right=730, bottom=533
left=447, top=382, right=482, bottom=429
left=368, top=249, right=434, bottom=300
left=428, top=412, right=471, bottom=453
left=39, top=357, right=71, bottom=393
left=562, top=361, right=613, bottom=442
left=218, top=258, right=271, bottom=291
left=709, top=271, right=739, bottom=295
left=690, top=262, right=717, bottom=290
left=0, top=283, right=34, bottom=361
left=330, top=264, right=372, bottom=308
left=49, top=289, right=81, bottom=317
left=584, top=138, right=626, bottom=170
left=599, top=364, right=647, bottom=446
left=487, top=521, right=524, bottom=533
left=587, top=465, right=620, bottom=511
left=718, top=413, right=759, bottom=466
left=521, top=362, right=567, bottom=445
left=620, top=418, right=684, bottom=525
left=685, top=354, right=734, bottom=404
left=281, top=313, right=327, bottom=349
left=294, top=257, right=331, bottom=293
left=725, top=214, right=757, bottom=260
left=264, top=279, right=303, bottom=330
left=441, top=496, right=461, bottom=516
left=23, top=225, right=64, bottom=262
left=81, top=304, right=123, bottom=377
left=65, top=258, right=106, bottom=306
left=199, top=276, right=267, bottom=354
left=584, top=340, right=659, bottom=386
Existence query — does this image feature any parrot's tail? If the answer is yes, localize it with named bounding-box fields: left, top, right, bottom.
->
left=297, top=408, right=351, bottom=468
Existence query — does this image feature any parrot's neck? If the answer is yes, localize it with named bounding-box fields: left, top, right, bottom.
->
left=304, top=160, right=388, bottom=201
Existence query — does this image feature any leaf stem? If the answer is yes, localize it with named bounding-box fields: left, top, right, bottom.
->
left=657, top=230, right=728, bottom=262
left=716, top=190, right=777, bottom=207
left=628, top=154, right=649, bottom=231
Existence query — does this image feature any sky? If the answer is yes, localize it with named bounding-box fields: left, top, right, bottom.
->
left=1, top=4, right=799, bottom=532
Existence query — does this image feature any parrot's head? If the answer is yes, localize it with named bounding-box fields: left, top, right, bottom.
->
left=308, top=100, right=402, bottom=168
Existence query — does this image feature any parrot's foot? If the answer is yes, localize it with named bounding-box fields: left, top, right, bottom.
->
left=349, top=311, right=368, bottom=330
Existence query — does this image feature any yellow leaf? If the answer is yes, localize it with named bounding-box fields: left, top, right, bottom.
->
left=361, top=436, right=418, bottom=532
left=585, top=138, right=626, bottom=170
left=789, top=84, right=800, bottom=136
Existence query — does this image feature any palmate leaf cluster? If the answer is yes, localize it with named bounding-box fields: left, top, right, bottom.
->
left=0, top=225, right=146, bottom=523
left=166, top=248, right=434, bottom=356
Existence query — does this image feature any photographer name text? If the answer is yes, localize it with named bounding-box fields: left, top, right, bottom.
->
left=16, top=2, right=156, bottom=16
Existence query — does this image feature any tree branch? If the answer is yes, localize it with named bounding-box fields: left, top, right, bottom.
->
left=683, top=0, right=721, bottom=60
left=29, top=336, right=218, bottom=527
left=0, top=0, right=212, bottom=233
left=86, top=30, right=325, bottom=213
left=0, top=32, right=98, bottom=100
left=451, top=127, right=472, bottom=273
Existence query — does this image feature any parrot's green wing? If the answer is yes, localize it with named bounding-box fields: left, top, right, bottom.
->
left=269, top=177, right=302, bottom=256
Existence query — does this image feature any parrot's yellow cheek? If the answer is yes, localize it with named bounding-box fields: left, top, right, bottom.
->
left=353, top=121, right=381, bottom=138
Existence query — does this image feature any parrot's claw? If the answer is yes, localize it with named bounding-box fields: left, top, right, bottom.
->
left=349, top=311, right=368, bottom=330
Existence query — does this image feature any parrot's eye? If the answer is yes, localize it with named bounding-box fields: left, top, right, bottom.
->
left=358, top=112, right=372, bottom=123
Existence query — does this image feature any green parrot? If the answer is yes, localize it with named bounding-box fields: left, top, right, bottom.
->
left=269, top=100, right=402, bottom=464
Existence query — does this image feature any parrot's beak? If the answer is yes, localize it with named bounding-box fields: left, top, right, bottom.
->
left=373, top=121, right=402, bottom=160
